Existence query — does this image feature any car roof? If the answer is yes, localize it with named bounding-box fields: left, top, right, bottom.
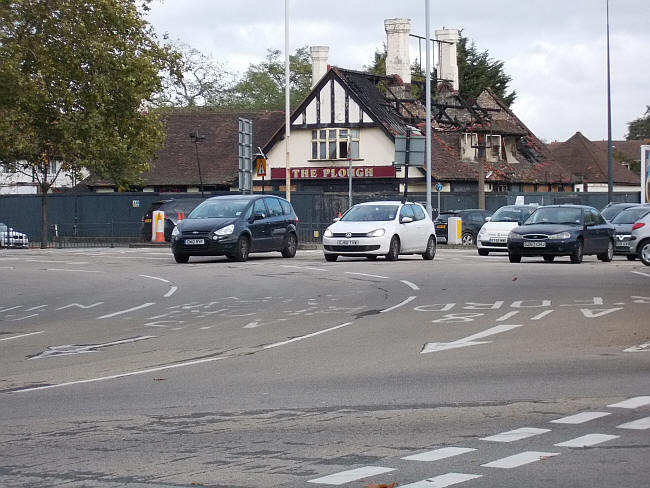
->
left=356, top=201, right=407, bottom=206
left=205, top=194, right=288, bottom=202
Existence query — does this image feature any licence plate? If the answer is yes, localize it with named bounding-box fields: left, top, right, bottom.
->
left=144, top=218, right=152, bottom=223
left=524, top=241, right=546, bottom=248
left=337, top=240, right=359, bottom=245
left=184, top=238, right=205, bottom=245
left=490, top=237, right=507, bottom=243
left=436, top=224, right=446, bottom=229
left=616, top=241, right=630, bottom=247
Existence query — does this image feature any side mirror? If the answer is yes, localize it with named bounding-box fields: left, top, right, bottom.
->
left=333, top=217, right=340, bottom=222
left=401, top=216, right=413, bottom=224
left=485, top=216, right=491, bottom=222
left=254, top=212, right=266, bottom=221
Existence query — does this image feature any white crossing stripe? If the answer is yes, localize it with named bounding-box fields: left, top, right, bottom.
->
left=481, top=451, right=559, bottom=469
left=0, top=331, right=43, bottom=342
left=401, top=447, right=476, bottom=462
left=400, top=472, right=482, bottom=488
left=551, top=412, right=611, bottom=424
left=307, top=466, right=395, bottom=485
left=481, top=427, right=550, bottom=443
left=555, top=433, right=619, bottom=447
left=530, top=310, right=554, bottom=321
left=617, top=416, right=650, bottom=430
left=96, top=302, right=155, bottom=319
left=607, top=396, right=650, bottom=409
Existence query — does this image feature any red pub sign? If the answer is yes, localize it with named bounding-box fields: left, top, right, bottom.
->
left=270, top=166, right=396, bottom=180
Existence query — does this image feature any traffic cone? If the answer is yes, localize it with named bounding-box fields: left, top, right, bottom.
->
left=153, top=210, right=166, bottom=243
left=338, top=211, right=342, bottom=218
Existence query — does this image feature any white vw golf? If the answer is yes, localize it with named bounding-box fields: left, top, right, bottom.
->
left=322, top=201, right=436, bottom=262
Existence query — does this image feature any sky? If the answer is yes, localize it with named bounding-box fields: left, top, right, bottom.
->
left=145, top=0, right=650, bottom=143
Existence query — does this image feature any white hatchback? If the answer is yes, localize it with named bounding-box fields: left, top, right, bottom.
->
left=322, top=201, right=436, bottom=261
left=476, top=205, right=538, bottom=255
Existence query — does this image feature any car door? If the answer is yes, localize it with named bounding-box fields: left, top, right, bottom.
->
left=263, top=197, right=287, bottom=250
left=248, top=198, right=271, bottom=251
left=410, top=204, right=431, bottom=252
left=582, top=208, right=599, bottom=253
left=397, top=204, right=417, bottom=252
left=588, top=208, right=610, bottom=252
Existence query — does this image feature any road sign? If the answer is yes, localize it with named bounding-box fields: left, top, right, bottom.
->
left=238, top=118, right=253, bottom=193
left=435, top=182, right=443, bottom=192
left=394, top=135, right=426, bottom=167
left=255, top=156, right=267, bottom=177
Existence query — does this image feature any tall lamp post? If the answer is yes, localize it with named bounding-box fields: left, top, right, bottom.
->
left=189, top=130, right=206, bottom=198
left=606, top=0, right=613, bottom=201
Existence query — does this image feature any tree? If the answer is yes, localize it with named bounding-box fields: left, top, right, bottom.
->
left=0, top=0, right=178, bottom=247
left=626, top=106, right=650, bottom=140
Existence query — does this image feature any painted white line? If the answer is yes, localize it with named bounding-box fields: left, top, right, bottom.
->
left=381, top=296, right=417, bottom=313
left=401, top=280, right=420, bottom=290
left=0, top=331, right=43, bottom=342
left=24, top=305, right=47, bottom=311
left=139, top=274, right=170, bottom=283
left=607, top=396, right=650, bottom=409
left=401, top=447, right=476, bottom=462
left=46, top=268, right=100, bottom=273
left=481, top=427, right=550, bottom=443
left=13, top=314, right=38, bottom=321
left=281, top=265, right=326, bottom=272
left=531, top=310, right=554, bottom=321
left=481, top=451, right=559, bottom=469
left=400, top=473, right=482, bottom=488
left=0, top=306, right=22, bottom=313
left=307, top=466, right=395, bottom=485
left=551, top=412, right=611, bottom=424
left=96, top=302, right=155, bottom=319
left=495, top=311, right=519, bottom=322
left=631, top=270, right=650, bottom=278
left=243, top=321, right=261, bottom=328
left=264, top=322, right=353, bottom=349
left=421, top=324, right=523, bottom=354
left=624, top=342, right=650, bottom=352
left=555, top=433, right=619, bottom=447
left=617, top=416, right=650, bottom=430
left=56, top=302, right=103, bottom=310
left=164, top=286, right=178, bottom=298
left=345, top=271, right=388, bottom=279
left=0, top=266, right=15, bottom=269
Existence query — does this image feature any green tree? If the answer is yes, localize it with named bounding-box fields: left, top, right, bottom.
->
left=626, top=106, right=650, bottom=140
left=0, top=0, right=177, bottom=246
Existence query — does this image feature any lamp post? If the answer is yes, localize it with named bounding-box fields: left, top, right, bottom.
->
left=606, top=0, right=613, bottom=202
left=189, top=130, right=206, bottom=198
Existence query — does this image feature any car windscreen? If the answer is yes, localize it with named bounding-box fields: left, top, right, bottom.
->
left=611, top=207, right=650, bottom=224
left=188, top=199, right=250, bottom=219
left=435, top=212, right=457, bottom=223
left=491, top=206, right=536, bottom=223
left=525, top=207, right=583, bottom=225
left=601, top=205, right=630, bottom=221
left=341, top=205, right=399, bottom=222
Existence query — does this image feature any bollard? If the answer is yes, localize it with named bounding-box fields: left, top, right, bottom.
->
left=447, top=217, right=462, bottom=244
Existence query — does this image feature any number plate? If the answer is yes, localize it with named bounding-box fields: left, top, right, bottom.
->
left=184, top=238, right=205, bottom=245
left=524, top=241, right=546, bottom=247
left=337, top=240, right=359, bottom=245
left=616, top=241, right=630, bottom=247
left=436, top=224, right=446, bottom=229
left=490, top=237, right=507, bottom=243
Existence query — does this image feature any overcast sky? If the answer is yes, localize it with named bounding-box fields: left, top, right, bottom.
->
left=146, top=0, right=649, bottom=143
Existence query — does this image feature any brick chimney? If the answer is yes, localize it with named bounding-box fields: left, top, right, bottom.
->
left=384, top=18, right=411, bottom=84
left=310, top=46, right=329, bottom=88
left=435, top=28, right=460, bottom=91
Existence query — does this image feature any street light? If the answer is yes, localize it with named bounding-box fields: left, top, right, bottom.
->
left=189, top=129, right=206, bottom=198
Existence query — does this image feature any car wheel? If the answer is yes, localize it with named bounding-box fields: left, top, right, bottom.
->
left=626, top=254, right=636, bottom=261
left=173, top=253, right=189, bottom=264
left=508, top=253, right=521, bottom=263
left=366, top=255, right=378, bottom=260
left=386, top=236, right=400, bottom=261
left=543, top=255, right=555, bottom=262
left=461, top=232, right=475, bottom=246
left=281, top=232, right=297, bottom=258
left=477, top=249, right=489, bottom=256
left=570, top=239, right=584, bottom=264
left=232, top=235, right=250, bottom=262
left=422, top=235, right=436, bottom=260
left=324, top=253, right=338, bottom=262
left=640, top=240, right=650, bottom=266
left=598, top=239, right=614, bottom=262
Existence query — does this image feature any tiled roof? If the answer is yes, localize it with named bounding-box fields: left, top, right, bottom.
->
left=592, top=139, right=650, bottom=161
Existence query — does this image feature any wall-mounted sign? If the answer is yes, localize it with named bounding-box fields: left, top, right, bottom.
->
left=270, top=166, right=396, bottom=180
left=132, top=200, right=140, bottom=208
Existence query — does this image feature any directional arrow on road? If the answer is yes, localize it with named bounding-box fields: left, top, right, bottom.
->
left=421, top=324, right=523, bottom=354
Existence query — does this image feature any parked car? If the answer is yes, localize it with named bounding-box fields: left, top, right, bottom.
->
left=507, top=205, right=615, bottom=264
left=140, top=198, right=204, bottom=242
left=600, top=202, right=641, bottom=222
left=629, top=212, right=650, bottom=266
left=0, top=223, right=29, bottom=248
left=170, top=195, right=298, bottom=263
left=322, top=201, right=436, bottom=262
left=476, top=204, right=538, bottom=255
left=434, top=209, right=492, bottom=245
left=610, top=205, right=650, bottom=260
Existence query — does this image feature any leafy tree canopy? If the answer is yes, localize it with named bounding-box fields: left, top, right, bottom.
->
left=626, top=106, right=650, bottom=140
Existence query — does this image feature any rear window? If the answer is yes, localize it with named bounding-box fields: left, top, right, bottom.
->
left=611, top=207, right=650, bottom=224
left=279, top=200, right=292, bottom=215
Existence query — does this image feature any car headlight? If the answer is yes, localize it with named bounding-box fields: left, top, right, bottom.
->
left=324, top=228, right=333, bottom=238
left=172, top=226, right=180, bottom=236
left=214, top=224, right=234, bottom=236
left=367, top=228, right=385, bottom=238
left=508, top=230, right=520, bottom=239
left=548, top=231, right=571, bottom=240
left=478, top=227, right=487, bottom=238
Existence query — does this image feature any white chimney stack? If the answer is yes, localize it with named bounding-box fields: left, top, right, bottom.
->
left=310, top=46, right=329, bottom=88
left=384, top=18, right=411, bottom=84
left=435, top=28, right=460, bottom=91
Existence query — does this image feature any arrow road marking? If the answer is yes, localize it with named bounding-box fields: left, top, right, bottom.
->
left=624, top=342, right=650, bottom=352
left=421, top=324, right=523, bottom=354
left=27, top=335, right=156, bottom=359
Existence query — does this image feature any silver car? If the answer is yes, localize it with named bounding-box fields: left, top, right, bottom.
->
left=629, top=212, right=650, bottom=266
left=0, top=222, right=29, bottom=248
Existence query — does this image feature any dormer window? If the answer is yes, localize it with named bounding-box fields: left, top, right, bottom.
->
left=461, top=133, right=502, bottom=162
left=311, top=128, right=359, bottom=160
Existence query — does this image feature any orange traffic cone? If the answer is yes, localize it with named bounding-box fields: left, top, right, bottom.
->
left=153, top=211, right=166, bottom=242
left=338, top=211, right=342, bottom=218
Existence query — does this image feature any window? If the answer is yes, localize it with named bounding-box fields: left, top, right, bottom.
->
left=264, top=197, right=283, bottom=217
left=411, top=204, right=426, bottom=221
left=461, top=133, right=502, bottom=161
left=253, top=199, right=267, bottom=217
left=311, top=128, right=359, bottom=160
left=399, top=205, right=415, bottom=221
left=486, top=135, right=502, bottom=161
left=279, top=199, right=291, bottom=215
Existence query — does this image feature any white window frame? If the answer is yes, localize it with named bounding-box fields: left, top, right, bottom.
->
left=311, top=128, right=360, bottom=160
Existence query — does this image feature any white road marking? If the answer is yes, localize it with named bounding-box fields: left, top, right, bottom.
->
left=401, top=447, right=476, bottom=462
left=264, top=322, right=353, bottom=349
left=0, top=266, right=14, bottom=269
left=561, top=297, right=603, bottom=307
left=280, top=264, right=326, bottom=272
left=624, top=342, right=650, bottom=352
left=345, top=271, right=388, bottom=279
left=555, top=433, right=619, bottom=447
left=580, top=307, right=623, bottom=318
left=617, top=417, right=650, bottom=430
left=551, top=412, right=611, bottom=424
left=56, top=302, right=103, bottom=310
left=631, top=270, right=650, bottom=278
left=531, top=310, right=554, bottom=320
left=46, top=268, right=100, bottom=273
left=0, top=331, right=43, bottom=342
left=607, top=396, right=650, bottom=409
left=139, top=274, right=170, bottom=283
left=481, top=427, right=550, bottom=443
left=24, top=305, right=47, bottom=311
left=0, top=306, right=22, bottom=313
left=307, top=466, right=395, bottom=485
left=13, top=314, right=38, bottom=321
left=421, top=324, right=523, bottom=354
left=495, top=311, right=519, bottom=322
left=97, top=302, right=155, bottom=319
left=243, top=321, right=261, bottom=328
left=164, top=286, right=178, bottom=298
left=29, top=335, right=156, bottom=359
left=481, top=451, right=559, bottom=469
left=399, top=473, right=482, bottom=488
left=400, top=280, right=420, bottom=290
left=381, top=296, right=417, bottom=313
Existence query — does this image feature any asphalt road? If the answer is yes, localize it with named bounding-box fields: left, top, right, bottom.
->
left=0, top=246, right=648, bottom=488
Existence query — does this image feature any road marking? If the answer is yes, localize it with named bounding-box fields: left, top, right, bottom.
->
left=551, top=412, right=611, bottom=424
left=631, top=270, right=650, bottom=278
left=531, top=310, right=554, bottom=320
left=164, top=286, right=178, bottom=298
left=580, top=307, right=623, bottom=318
left=481, top=451, right=559, bottom=469
left=56, top=302, right=104, bottom=310
left=421, top=324, right=523, bottom=354
left=28, top=335, right=156, bottom=359
left=24, top=305, right=47, bottom=311
left=495, top=311, right=519, bottom=321
left=401, top=280, right=420, bottom=290
left=607, top=396, right=650, bottom=409
left=381, top=296, right=417, bottom=313
left=307, top=466, right=395, bottom=485
left=243, top=321, right=261, bottom=328
left=481, top=427, right=550, bottom=443
left=46, top=268, right=100, bottom=273
left=400, top=473, right=482, bottom=488
left=0, top=306, right=22, bottom=313
left=281, top=265, right=326, bottom=272
left=555, top=433, right=619, bottom=447
left=13, top=314, right=38, bottom=321
left=345, top=271, right=388, bottom=279
left=617, top=417, right=650, bottom=430
left=96, top=303, right=155, bottom=319
left=264, top=322, right=353, bottom=349
left=139, top=274, right=170, bottom=283
left=0, top=331, right=43, bottom=342
left=624, top=342, right=650, bottom=352
left=401, top=447, right=476, bottom=462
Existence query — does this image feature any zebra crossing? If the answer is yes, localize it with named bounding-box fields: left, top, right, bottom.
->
left=307, top=396, right=650, bottom=486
